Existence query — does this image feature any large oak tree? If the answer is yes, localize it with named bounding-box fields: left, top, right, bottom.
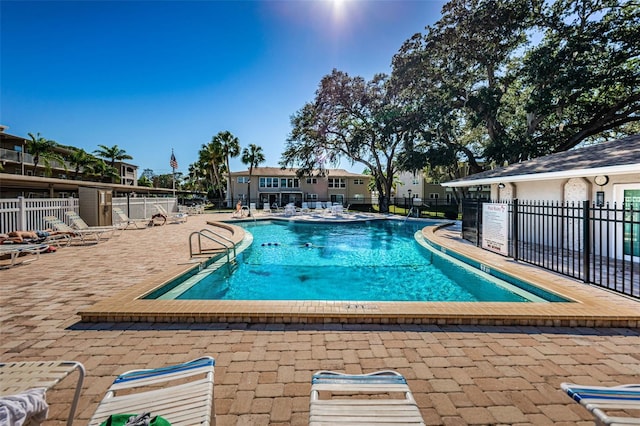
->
left=281, top=70, right=411, bottom=213
left=392, top=0, right=639, bottom=171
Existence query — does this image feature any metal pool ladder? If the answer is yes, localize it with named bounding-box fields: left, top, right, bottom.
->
left=189, top=228, right=238, bottom=264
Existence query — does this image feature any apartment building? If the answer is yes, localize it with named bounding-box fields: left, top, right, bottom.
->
left=0, top=128, right=141, bottom=198
left=229, top=167, right=371, bottom=208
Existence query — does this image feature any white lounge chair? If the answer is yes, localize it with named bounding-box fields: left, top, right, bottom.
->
left=112, top=207, right=151, bottom=229
left=249, top=202, right=257, bottom=216
left=89, top=356, right=215, bottom=426
left=284, top=204, right=296, bottom=216
left=561, top=382, right=640, bottom=425
left=0, top=243, right=50, bottom=269
left=154, top=204, right=188, bottom=224
left=263, top=203, right=272, bottom=214
left=301, top=202, right=310, bottom=213
left=65, top=211, right=122, bottom=235
left=310, top=370, right=425, bottom=425
left=44, top=216, right=107, bottom=244
left=322, top=202, right=335, bottom=215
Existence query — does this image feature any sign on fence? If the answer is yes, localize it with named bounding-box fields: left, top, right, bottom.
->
left=482, top=203, right=509, bottom=256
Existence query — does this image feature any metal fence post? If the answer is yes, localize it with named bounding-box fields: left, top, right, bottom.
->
left=512, top=199, right=519, bottom=260
left=475, top=198, right=481, bottom=247
left=583, top=200, right=591, bottom=283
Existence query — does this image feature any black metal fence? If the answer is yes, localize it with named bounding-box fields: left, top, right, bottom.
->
left=462, top=199, right=639, bottom=299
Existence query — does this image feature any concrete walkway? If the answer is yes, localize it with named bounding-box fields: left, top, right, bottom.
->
left=1, top=212, right=639, bottom=425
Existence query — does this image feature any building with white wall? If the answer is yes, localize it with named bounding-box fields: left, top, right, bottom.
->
left=441, top=134, right=640, bottom=208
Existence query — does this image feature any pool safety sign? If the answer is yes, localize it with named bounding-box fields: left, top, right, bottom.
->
left=482, top=203, right=509, bottom=256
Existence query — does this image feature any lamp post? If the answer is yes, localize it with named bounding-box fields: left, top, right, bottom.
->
left=408, top=189, right=412, bottom=211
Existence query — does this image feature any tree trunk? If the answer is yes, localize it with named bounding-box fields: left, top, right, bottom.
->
left=376, top=177, right=392, bottom=214
left=226, top=157, right=234, bottom=208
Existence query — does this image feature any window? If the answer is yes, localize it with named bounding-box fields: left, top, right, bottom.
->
left=429, top=193, right=439, bottom=199
left=328, top=178, right=346, bottom=188
left=280, top=178, right=300, bottom=188
left=306, top=178, right=317, bottom=184
left=353, top=179, right=364, bottom=185
left=259, top=177, right=279, bottom=188
left=306, top=193, right=318, bottom=200
left=412, top=178, right=420, bottom=185
left=237, top=177, right=249, bottom=183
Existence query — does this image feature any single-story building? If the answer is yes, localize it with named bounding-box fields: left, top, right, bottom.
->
left=441, top=134, right=640, bottom=208
left=440, top=135, right=639, bottom=299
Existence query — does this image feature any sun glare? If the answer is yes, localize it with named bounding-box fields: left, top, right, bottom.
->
left=328, top=0, right=350, bottom=24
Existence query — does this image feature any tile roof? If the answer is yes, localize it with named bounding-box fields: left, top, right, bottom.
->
left=231, top=166, right=368, bottom=177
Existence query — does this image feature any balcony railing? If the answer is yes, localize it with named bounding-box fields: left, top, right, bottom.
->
left=1, top=148, right=70, bottom=171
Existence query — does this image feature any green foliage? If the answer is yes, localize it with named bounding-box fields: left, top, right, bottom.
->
left=27, top=132, right=66, bottom=176
left=153, top=172, right=183, bottom=189
left=198, top=138, right=226, bottom=199
left=137, top=175, right=153, bottom=187
left=241, top=143, right=265, bottom=207
left=84, top=158, right=120, bottom=183
left=212, top=131, right=240, bottom=204
left=67, top=148, right=95, bottom=178
left=93, top=144, right=133, bottom=167
left=391, top=0, right=639, bottom=174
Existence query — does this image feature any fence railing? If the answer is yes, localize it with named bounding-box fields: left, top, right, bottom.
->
left=0, top=197, right=177, bottom=233
left=0, top=198, right=79, bottom=233
left=462, top=199, right=639, bottom=299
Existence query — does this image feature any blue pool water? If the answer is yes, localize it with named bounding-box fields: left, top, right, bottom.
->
left=149, top=220, right=563, bottom=302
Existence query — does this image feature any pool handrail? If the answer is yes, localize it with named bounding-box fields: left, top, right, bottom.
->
left=199, top=228, right=237, bottom=257
left=189, top=229, right=237, bottom=261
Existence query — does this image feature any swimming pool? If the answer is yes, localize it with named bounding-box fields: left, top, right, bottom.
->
left=147, top=220, right=565, bottom=302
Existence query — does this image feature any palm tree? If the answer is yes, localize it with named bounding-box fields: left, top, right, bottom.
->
left=86, top=158, right=120, bottom=183
left=212, top=131, right=240, bottom=206
left=184, top=163, right=204, bottom=192
left=94, top=144, right=133, bottom=167
left=67, top=148, right=94, bottom=179
left=241, top=144, right=265, bottom=214
left=94, top=144, right=132, bottom=182
left=27, top=133, right=65, bottom=176
left=198, top=140, right=226, bottom=199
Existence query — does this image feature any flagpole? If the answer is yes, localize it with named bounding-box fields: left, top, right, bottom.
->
left=171, top=149, right=176, bottom=198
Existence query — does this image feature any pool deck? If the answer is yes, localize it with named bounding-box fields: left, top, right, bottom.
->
left=1, top=211, right=639, bottom=424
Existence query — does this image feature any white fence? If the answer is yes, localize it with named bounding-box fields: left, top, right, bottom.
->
left=0, top=197, right=177, bottom=234
left=112, top=197, right=177, bottom=221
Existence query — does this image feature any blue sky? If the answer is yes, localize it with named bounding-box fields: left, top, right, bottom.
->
left=1, top=0, right=446, bottom=176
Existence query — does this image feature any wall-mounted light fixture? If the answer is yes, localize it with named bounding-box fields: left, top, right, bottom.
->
left=498, top=183, right=506, bottom=189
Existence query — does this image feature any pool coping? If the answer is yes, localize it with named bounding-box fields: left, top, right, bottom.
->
left=77, top=219, right=640, bottom=327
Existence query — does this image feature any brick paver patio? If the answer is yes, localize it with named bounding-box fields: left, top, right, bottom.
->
left=1, top=213, right=639, bottom=425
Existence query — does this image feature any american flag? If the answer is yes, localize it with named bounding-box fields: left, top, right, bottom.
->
left=170, top=151, right=178, bottom=169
